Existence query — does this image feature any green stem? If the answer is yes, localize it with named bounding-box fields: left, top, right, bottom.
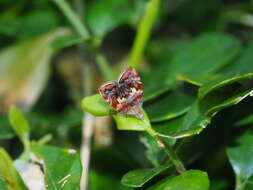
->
left=147, top=128, right=186, bottom=173
left=36, top=134, right=53, bottom=145
left=52, top=0, right=113, bottom=81
left=235, top=176, right=245, bottom=190
left=52, top=0, right=89, bottom=39
left=129, top=0, right=160, bottom=68
left=94, top=52, right=115, bottom=81
left=19, top=139, right=31, bottom=161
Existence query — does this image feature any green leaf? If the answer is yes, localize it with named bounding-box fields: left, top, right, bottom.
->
left=34, top=145, right=82, bottom=190
left=0, top=10, right=60, bottom=40
left=170, top=33, right=241, bottom=84
left=205, top=90, right=253, bottom=117
left=199, top=41, right=253, bottom=99
left=121, top=163, right=172, bottom=187
left=81, top=94, right=152, bottom=131
left=153, top=90, right=253, bottom=138
left=0, top=148, right=28, bottom=190
left=209, top=180, right=228, bottom=190
left=51, top=35, right=85, bottom=49
left=140, top=132, right=175, bottom=167
left=0, top=115, right=14, bottom=139
left=245, top=176, right=253, bottom=190
left=86, top=0, right=146, bottom=38
left=143, top=33, right=241, bottom=101
left=8, top=106, right=30, bottom=148
left=0, top=173, right=8, bottom=190
left=90, top=170, right=132, bottom=190
left=227, top=132, right=253, bottom=181
left=0, top=28, right=70, bottom=111
left=153, top=107, right=207, bottom=139
left=145, top=89, right=194, bottom=122
left=147, top=170, right=209, bottom=190
left=235, top=115, right=253, bottom=127
left=113, top=110, right=151, bottom=131
left=81, top=94, right=111, bottom=116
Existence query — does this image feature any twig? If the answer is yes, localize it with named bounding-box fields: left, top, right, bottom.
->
left=73, top=0, right=95, bottom=189
left=147, top=128, right=186, bottom=173
left=80, top=112, right=94, bottom=190
left=51, top=1, right=114, bottom=189
left=53, top=0, right=95, bottom=189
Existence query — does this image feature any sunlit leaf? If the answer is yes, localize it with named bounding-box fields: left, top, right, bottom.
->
left=147, top=170, right=209, bottom=190
left=0, top=28, right=70, bottom=113
left=0, top=173, right=8, bottom=190
left=8, top=106, right=30, bottom=148
left=81, top=94, right=111, bottom=116
left=0, top=148, right=28, bottom=190
left=82, top=94, right=152, bottom=131
left=121, top=163, right=172, bottom=187
left=34, top=145, right=82, bottom=190
left=113, top=110, right=150, bottom=131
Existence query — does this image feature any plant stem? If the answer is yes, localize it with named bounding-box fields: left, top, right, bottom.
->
left=146, top=128, right=186, bottom=173
left=94, top=52, right=115, bottom=81
left=235, top=176, right=245, bottom=190
left=159, top=137, right=186, bottom=173
left=129, top=0, right=160, bottom=68
left=52, top=0, right=114, bottom=81
left=80, top=63, right=95, bottom=190
left=72, top=0, right=94, bottom=189
left=19, top=139, right=31, bottom=161
left=52, top=0, right=89, bottom=39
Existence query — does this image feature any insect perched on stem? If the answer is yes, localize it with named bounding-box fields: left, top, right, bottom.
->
left=98, top=67, right=144, bottom=119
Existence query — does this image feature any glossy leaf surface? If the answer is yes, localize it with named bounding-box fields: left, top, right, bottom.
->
left=34, top=145, right=82, bottom=190
left=121, top=163, right=172, bottom=187
left=143, top=33, right=241, bottom=100
left=147, top=170, right=209, bottom=190
left=8, top=106, right=30, bottom=147
left=227, top=133, right=253, bottom=180
left=0, top=148, right=28, bottom=190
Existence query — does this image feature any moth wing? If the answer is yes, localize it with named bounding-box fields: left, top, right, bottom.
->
left=118, top=67, right=143, bottom=90
left=98, top=82, right=118, bottom=109
left=124, top=104, right=144, bottom=119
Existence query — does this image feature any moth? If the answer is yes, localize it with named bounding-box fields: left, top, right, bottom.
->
left=98, top=67, right=144, bottom=119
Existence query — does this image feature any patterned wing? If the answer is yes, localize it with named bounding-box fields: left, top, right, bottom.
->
left=98, top=67, right=144, bottom=119
left=98, top=82, right=118, bottom=110
left=117, top=67, right=144, bottom=118
left=118, top=67, right=143, bottom=90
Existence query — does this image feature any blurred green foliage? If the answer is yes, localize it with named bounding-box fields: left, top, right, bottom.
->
left=0, top=0, right=253, bottom=189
